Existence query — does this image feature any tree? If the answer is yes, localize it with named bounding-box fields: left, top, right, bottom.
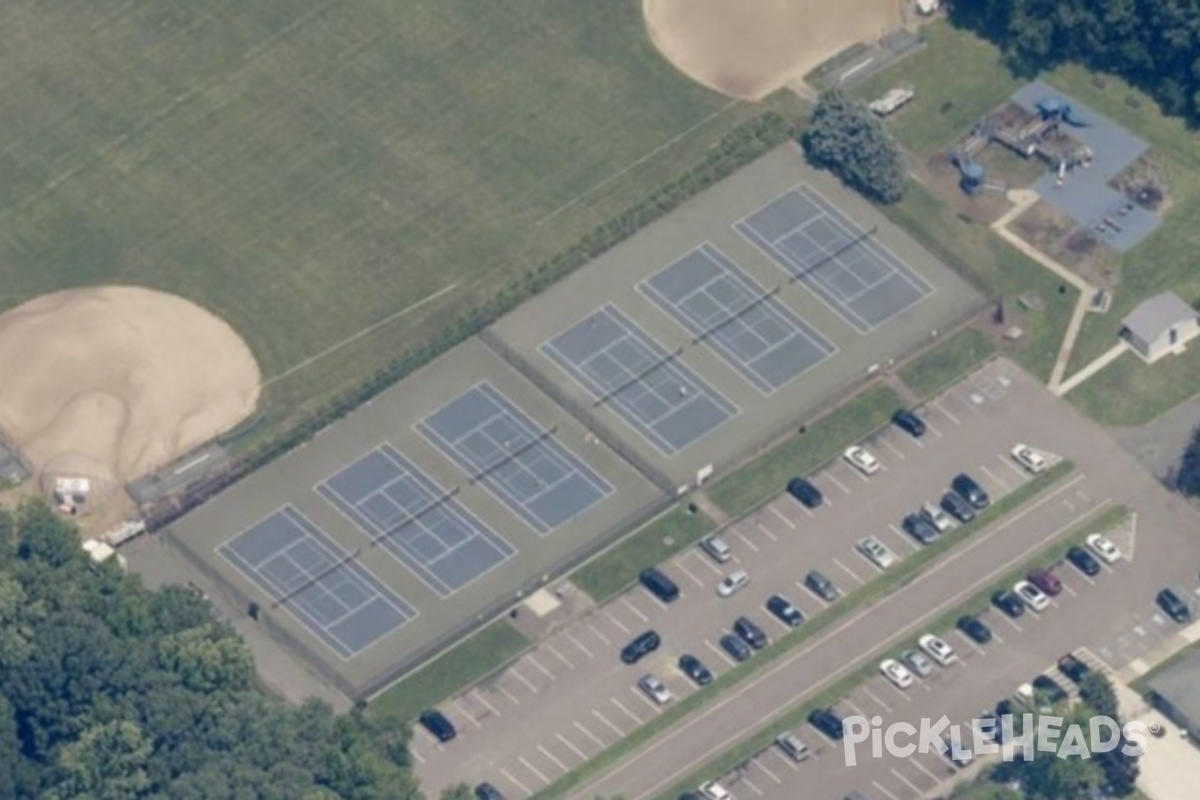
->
left=49, top=720, right=152, bottom=800
left=1176, top=422, right=1200, bottom=495
left=440, top=785, right=473, bottom=800
left=1077, top=671, right=1119, bottom=720
left=1096, top=737, right=1141, bottom=797
left=801, top=89, right=908, bottom=204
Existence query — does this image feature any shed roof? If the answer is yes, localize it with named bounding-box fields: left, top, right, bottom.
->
left=1122, top=291, right=1196, bottom=343
left=1147, top=647, right=1200, bottom=727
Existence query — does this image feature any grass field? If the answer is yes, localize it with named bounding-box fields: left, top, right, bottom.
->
left=705, top=383, right=900, bottom=517
left=368, top=619, right=528, bottom=724
left=0, top=1, right=762, bottom=423
left=1067, top=344, right=1200, bottom=426
left=571, top=504, right=715, bottom=602
left=901, top=327, right=996, bottom=398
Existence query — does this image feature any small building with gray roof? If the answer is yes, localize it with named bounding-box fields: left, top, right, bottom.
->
left=1147, top=646, right=1200, bottom=736
left=1120, top=291, right=1199, bottom=363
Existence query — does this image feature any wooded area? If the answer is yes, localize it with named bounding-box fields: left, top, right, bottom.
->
left=950, top=0, right=1200, bottom=124
left=0, top=502, right=419, bottom=800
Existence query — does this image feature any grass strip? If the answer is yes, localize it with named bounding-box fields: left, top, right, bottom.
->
left=901, top=328, right=997, bottom=399
left=368, top=620, right=529, bottom=723
left=652, top=502, right=1128, bottom=800
left=706, top=384, right=900, bottom=517
left=572, top=506, right=716, bottom=603
left=528, top=461, right=1075, bottom=800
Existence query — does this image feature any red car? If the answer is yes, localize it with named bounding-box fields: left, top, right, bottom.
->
left=1028, top=568, right=1063, bottom=597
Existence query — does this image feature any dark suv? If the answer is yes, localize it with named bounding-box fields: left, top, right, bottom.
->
left=809, top=708, right=845, bottom=740
left=734, top=616, right=769, bottom=650
left=951, top=473, right=990, bottom=509
left=678, top=654, right=713, bottom=686
left=1158, top=588, right=1191, bottom=623
left=638, top=567, right=680, bottom=603
left=474, top=783, right=504, bottom=800
left=940, top=491, right=976, bottom=523
left=1065, top=546, right=1101, bottom=577
left=957, top=615, right=992, bottom=644
left=1057, top=654, right=1092, bottom=683
left=766, top=594, right=804, bottom=627
left=804, top=570, right=839, bottom=602
left=419, top=710, right=457, bottom=743
left=787, top=477, right=823, bottom=508
left=992, top=590, right=1024, bottom=618
left=902, top=513, right=938, bottom=545
left=892, top=408, right=927, bottom=438
left=620, top=630, right=661, bottom=664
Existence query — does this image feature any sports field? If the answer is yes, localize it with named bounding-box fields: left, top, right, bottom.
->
left=0, top=0, right=757, bottom=419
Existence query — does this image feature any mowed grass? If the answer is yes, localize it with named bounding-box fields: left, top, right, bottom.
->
left=901, top=327, right=996, bottom=398
left=1066, top=344, right=1200, bottom=426
left=0, top=1, right=758, bottom=420
left=368, top=619, right=529, bottom=724
left=706, top=383, right=899, bottom=517
left=572, top=505, right=715, bottom=603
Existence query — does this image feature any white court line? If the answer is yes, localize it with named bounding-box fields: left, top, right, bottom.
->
left=603, top=609, right=630, bottom=635
left=930, top=399, right=960, bottom=426
left=518, top=756, right=549, bottom=785
left=834, top=557, right=863, bottom=586
left=880, top=438, right=908, bottom=460
left=454, top=699, right=482, bottom=729
left=587, top=622, right=610, bottom=646
left=768, top=505, right=796, bottom=529
left=872, top=779, right=902, bottom=800
left=574, top=721, right=607, bottom=749
left=509, top=666, right=539, bottom=693
left=473, top=689, right=500, bottom=718
left=546, top=643, right=574, bottom=670
left=891, top=767, right=924, bottom=797
left=556, top=732, right=587, bottom=761
left=527, top=654, right=556, bottom=681
left=825, top=472, right=851, bottom=495
left=676, top=559, right=706, bottom=588
left=536, top=744, right=567, bottom=772
left=592, top=709, right=624, bottom=737
left=500, top=768, right=531, bottom=795
left=567, top=632, right=594, bottom=660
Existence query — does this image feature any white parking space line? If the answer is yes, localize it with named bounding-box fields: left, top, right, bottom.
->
left=861, top=685, right=892, bottom=714
left=1062, top=584, right=1079, bottom=598
left=833, top=557, right=864, bottom=586
left=999, top=614, right=1023, bottom=633
left=603, top=609, right=630, bottom=635
left=498, top=682, right=521, bottom=705
left=675, top=558, right=706, bottom=588
left=1000, top=454, right=1029, bottom=480
left=611, top=697, right=643, bottom=726
left=631, top=685, right=661, bottom=714
left=500, top=768, right=530, bottom=795
left=891, top=767, right=924, bottom=796
left=741, top=776, right=764, bottom=796
left=1062, top=498, right=1076, bottom=513
left=771, top=749, right=800, bottom=772
left=872, top=779, right=903, bottom=800
left=518, top=755, right=550, bottom=785
left=979, top=464, right=1009, bottom=492
left=796, top=500, right=816, bottom=518
left=545, top=642, right=575, bottom=670
left=848, top=465, right=871, bottom=483
left=473, top=688, right=500, bottom=717
left=910, top=756, right=942, bottom=784
left=592, top=709, right=624, bottom=738
left=735, top=530, right=760, bottom=553
left=768, top=505, right=796, bottom=529
left=566, top=632, right=594, bottom=661
left=826, top=472, right=851, bottom=495
left=574, top=721, right=606, bottom=749
left=706, top=638, right=738, bottom=666
left=410, top=749, right=426, bottom=764
left=756, top=522, right=778, bottom=542
left=587, top=622, right=611, bottom=646
left=621, top=597, right=650, bottom=623
left=923, top=418, right=943, bottom=438
left=556, top=732, right=587, bottom=761
left=930, top=399, right=960, bottom=426
left=955, top=631, right=987, bottom=656
left=536, top=744, right=568, bottom=772
left=842, top=699, right=867, bottom=718
left=886, top=680, right=913, bottom=703
left=756, top=759, right=782, bottom=784
left=509, top=666, right=539, bottom=693
left=527, top=654, right=556, bottom=681
left=880, top=437, right=908, bottom=460
left=888, top=523, right=921, bottom=552
left=454, top=698, right=482, bottom=729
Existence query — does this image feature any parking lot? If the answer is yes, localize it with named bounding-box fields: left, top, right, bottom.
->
left=412, top=359, right=1134, bottom=796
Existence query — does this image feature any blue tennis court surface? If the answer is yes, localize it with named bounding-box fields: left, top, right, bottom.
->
left=218, top=506, right=415, bottom=659
left=541, top=303, right=738, bottom=455
left=639, top=243, right=836, bottom=393
left=736, top=184, right=933, bottom=333
left=417, top=382, right=612, bottom=534
left=317, top=446, right=515, bottom=597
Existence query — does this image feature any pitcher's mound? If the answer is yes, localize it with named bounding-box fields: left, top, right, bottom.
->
left=643, top=0, right=900, bottom=99
left=0, top=286, right=260, bottom=514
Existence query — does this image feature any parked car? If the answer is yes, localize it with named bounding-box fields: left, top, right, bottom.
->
left=940, top=490, right=976, bottom=523
left=678, top=654, right=713, bottom=686
left=804, top=570, right=840, bottom=602
left=902, top=648, right=936, bottom=678
left=1057, top=653, right=1092, bottom=683
left=1158, top=588, right=1191, bottom=623
left=902, top=513, right=939, bottom=545
left=892, top=408, right=927, bottom=437
left=880, top=658, right=915, bottom=689
left=620, top=630, right=661, bottom=664
left=952, top=473, right=990, bottom=509
left=719, top=633, right=752, bottom=663
left=775, top=731, right=810, bottom=762
left=857, top=535, right=897, bottom=569
left=638, top=674, right=673, bottom=705
left=474, top=783, right=504, bottom=800
left=639, top=567, right=680, bottom=603
left=1011, top=444, right=1047, bottom=473
left=992, top=589, right=1025, bottom=618
left=1013, top=580, right=1050, bottom=612
left=733, top=616, right=769, bottom=650
left=1086, top=532, right=1122, bottom=564
left=1028, top=568, right=1063, bottom=596
left=699, top=534, right=733, bottom=564
left=717, top=569, right=750, bottom=598
left=843, top=445, right=881, bottom=475
left=766, top=594, right=804, bottom=627
left=809, top=708, right=845, bottom=740
left=921, top=502, right=954, bottom=532
left=1032, top=674, right=1068, bottom=704
left=787, top=477, right=823, bottom=508
left=698, top=781, right=732, bottom=800
left=419, top=710, right=457, bottom=743
left=957, top=615, right=992, bottom=644
left=1066, top=545, right=1101, bottom=577
left=918, top=633, right=958, bottom=666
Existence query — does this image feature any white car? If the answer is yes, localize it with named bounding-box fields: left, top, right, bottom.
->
left=1012, top=444, right=1047, bottom=474
left=918, top=633, right=958, bottom=666
left=880, top=658, right=915, bottom=689
left=921, top=502, right=954, bottom=532
left=637, top=674, right=672, bottom=705
left=1013, top=580, right=1050, bottom=612
left=843, top=445, right=881, bottom=475
left=857, top=536, right=897, bottom=569
left=1085, top=532, right=1121, bottom=564
left=717, top=569, right=750, bottom=598
left=698, top=780, right=733, bottom=800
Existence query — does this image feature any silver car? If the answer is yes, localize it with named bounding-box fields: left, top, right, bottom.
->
left=901, top=648, right=936, bottom=678
left=857, top=536, right=897, bottom=569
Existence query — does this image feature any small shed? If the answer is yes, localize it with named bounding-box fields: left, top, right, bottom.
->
left=1120, top=291, right=1199, bottom=363
left=1147, top=647, right=1200, bottom=734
